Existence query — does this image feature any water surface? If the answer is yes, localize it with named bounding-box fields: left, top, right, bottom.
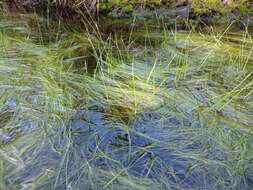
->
left=0, top=13, right=253, bottom=190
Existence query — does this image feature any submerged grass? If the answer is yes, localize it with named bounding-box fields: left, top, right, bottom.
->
left=0, top=13, right=253, bottom=190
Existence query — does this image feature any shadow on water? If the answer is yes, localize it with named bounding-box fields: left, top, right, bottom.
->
left=0, top=13, right=253, bottom=190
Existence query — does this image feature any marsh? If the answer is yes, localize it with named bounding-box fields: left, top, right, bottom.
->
left=0, top=2, right=253, bottom=189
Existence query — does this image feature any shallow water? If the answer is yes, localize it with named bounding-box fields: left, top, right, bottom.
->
left=0, top=13, right=253, bottom=190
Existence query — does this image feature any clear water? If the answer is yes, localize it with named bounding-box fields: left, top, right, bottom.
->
left=0, top=13, right=253, bottom=190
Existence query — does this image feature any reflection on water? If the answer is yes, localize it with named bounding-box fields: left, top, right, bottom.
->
left=0, top=13, right=253, bottom=190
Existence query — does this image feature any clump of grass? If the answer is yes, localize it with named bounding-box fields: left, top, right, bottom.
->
left=0, top=13, right=253, bottom=190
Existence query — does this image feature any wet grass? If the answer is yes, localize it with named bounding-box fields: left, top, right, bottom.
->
left=0, top=13, right=253, bottom=190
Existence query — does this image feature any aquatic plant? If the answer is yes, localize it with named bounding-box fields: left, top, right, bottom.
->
left=0, top=13, right=253, bottom=190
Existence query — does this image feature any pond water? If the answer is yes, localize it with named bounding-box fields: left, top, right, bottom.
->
left=0, top=13, right=253, bottom=190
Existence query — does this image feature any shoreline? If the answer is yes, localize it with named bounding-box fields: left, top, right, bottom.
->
left=1, top=1, right=252, bottom=30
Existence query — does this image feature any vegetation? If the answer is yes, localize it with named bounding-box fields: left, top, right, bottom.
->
left=3, top=0, right=253, bottom=16
left=192, top=0, right=252, bottom=14
left=0, top=12, right=252, bottom=190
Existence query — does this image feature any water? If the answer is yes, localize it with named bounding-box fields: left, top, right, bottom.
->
left=0, top=13, right=253, bottom=190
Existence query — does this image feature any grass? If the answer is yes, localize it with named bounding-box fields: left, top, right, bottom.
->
left=0, top=12, right=253, bottom=190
